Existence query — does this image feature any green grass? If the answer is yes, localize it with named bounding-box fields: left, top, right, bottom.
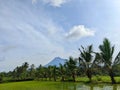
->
left=0, top=76, right=120, bottom=90
left=0, top=81, right=81, bottom=90
left=0, top=81, right=64, bottom=90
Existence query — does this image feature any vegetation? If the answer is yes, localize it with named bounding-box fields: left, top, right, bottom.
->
left=99, top=38, right=120, bottom=84
left=0, top=38, right=120, bottom=84
left=0, top=81, right=64, bottom=90
left=78, top=45, right=100, bottom=82
left=0, top=79, right=120, bottom=90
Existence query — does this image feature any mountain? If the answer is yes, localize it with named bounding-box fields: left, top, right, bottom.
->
left=44, top=57, right=67, bottom=67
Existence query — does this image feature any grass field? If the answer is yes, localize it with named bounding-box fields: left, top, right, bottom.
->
left=0, top=81, right=64, bottom=90
left=0, top=81, right=83, bottom=90
left=0, top=76, right=120, bottom=90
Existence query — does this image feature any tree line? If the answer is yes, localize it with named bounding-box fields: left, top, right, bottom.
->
left=0, top=38, right=120, bottom=84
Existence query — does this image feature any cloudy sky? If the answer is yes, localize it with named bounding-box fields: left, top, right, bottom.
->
left=0, top=0, right=120, bottom=71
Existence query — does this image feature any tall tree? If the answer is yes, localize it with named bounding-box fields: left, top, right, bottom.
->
left=79, top=45, right=100, bottom=82
left=28, top=64, right=35, bottom=79
left=52, top=66, right=57, bottom=81
left=59, top=64, right=66, bottom=81
left=12, top=62, right=29, bottom=80
left=21, top=62, right=29, bottom=79
left=47, top=66, right=52, bottom=81
left=99, top=38, right=120, bottom=84
left=65, top=57, right=77, bottom=82
left=36, top=64, right=44, bottom=80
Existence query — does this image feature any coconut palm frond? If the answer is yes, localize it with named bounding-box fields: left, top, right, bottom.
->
left=79, top=57, right=86, bottom=68
left=113, top=51, right=120, bottom=65
left=111, top=46, right=115, bottom=56
left=88, top=45, right=93, bottom=53
left=91, top=53, right=101, bottom=67
left=99, top=38, right=114, bottom=65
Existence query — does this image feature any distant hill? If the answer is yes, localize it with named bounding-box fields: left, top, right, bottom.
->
left=44, top=57, right=67, bottom=67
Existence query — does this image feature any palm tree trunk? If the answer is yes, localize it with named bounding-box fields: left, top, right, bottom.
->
left=61, top=76, right=64, bottom=81
left=109, top=69, right=116, bottom=84
left=54, top=76, right=56, bottom=81
left=49, top=76, right=51, bottom=81
left=72, top=73, right=75, bottom=82
left=86, top=69, right=92, bottom=82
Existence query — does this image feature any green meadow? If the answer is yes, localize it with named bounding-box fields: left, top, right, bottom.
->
left=0, top=81, right=79, bottom=90
left=0, top=81, right=62, bottom=90
left=0, top=76, right=120, bottom=90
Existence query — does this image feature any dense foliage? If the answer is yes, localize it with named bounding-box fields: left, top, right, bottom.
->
left=0, top=38, right=120, bottom=84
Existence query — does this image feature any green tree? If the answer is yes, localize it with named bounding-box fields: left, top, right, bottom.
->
left=52, top=66, right=57, bottom=81
left=36, top=64, right=44, bottom=80
left=21, top=62, right=29, bottom=80
left=47, top=66, right=52, bottom=81
left=28, top=64, right=35, bottom=79
left=42, top=67, right=48, bottom=80
left=99, top=38, right=120, bottom=84
left=79, top=45, right=100, bottom=82
left=12, top=62, right=29, bottom=80
left=65, top=57, right=77, bottom=82
left=59, top=64, right=66, bottom=81
left=113, top=64, right=120, bottom=76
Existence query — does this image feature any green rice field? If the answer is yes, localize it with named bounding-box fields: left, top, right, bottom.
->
left=0, top=81, right=120, bottom=90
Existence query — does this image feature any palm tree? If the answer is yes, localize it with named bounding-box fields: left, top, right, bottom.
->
left=36, top=64, right=43, bottom=79
left=28, top=64, right=35, bottom=79
left=52, top=66, right=57, bottom=81
left=99, top=38, right=120, bottom=84
left=47, top=66, right=52, bottom=81
left=21, top=62, right=29, bottom=80
left=59, top=64, right=66, bottom=81
left=79, top=45, right=100, bottom=82
left=65, top=57, right=77, bottom=82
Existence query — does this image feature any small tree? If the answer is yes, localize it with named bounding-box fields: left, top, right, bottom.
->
left=52, top=66, right=57, bottom=81
left=28, top=64, right=35, bottom=79
left=99, top=38, right=120, bottom=84
left=79, top=45, right=100, bottom=82
left=47, top=66, right=52, bottom=81
left=36, top=64, right=44, bottom=80
left=65, top=57, right=77, bottom=82
left=59, top=64, right=66, bottom=81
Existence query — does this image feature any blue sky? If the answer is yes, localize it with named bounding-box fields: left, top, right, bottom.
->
left=0, top=0, right=120, bottom=71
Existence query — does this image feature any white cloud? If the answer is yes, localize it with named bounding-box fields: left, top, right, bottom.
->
left=43, top=0, right=67, bottom=7
left=65, top=25, right=95, bottom=40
